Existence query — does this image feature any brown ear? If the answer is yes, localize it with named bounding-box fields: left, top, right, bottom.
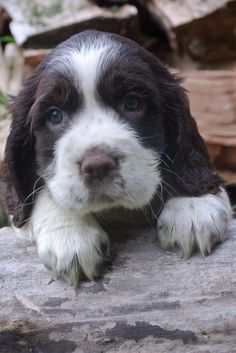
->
left=1, top=69, right=43, bottom=227
left=160, top=73, right=221, bottom=197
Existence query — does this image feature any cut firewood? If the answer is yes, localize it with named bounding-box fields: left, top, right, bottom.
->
left=1, top=0, right=139, bottom=48
left=184, top=70, right=236, bottom=147
left=145, top=0, right=236, bottom=62
left=183, top=70, right=236, bottom=180
left=23, top=48, right=50, bottom=78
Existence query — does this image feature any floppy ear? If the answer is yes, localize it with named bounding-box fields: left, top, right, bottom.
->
left=1, top=69, right=43, bottom=227
left=160, top=72, right=222, bottom=197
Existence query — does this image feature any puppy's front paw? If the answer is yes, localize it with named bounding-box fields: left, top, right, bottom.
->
left=158, top=189, right=232, bottom=257
left=35, top=216, right=109, bottom=286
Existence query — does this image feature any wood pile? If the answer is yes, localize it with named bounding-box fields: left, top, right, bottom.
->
left=146, top=0, right=236, bottom=62
left=1, top=0, right=139, bottom=47
left=0, top=0, right=236, bottom=183
left=184, top=70, right=236, bottom=183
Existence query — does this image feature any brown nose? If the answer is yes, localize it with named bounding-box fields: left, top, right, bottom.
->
left=81, top=151, right=116, bottom=183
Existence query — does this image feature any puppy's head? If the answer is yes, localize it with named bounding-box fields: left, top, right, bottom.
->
left=2, top=30, right=220, bottom=227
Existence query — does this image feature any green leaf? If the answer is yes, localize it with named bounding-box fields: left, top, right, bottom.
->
left=0, top=35, right=15, bottom=43
left=111, top=5, right=120, bottom=12
left=0, top=91, right=8, bottom=106
left=0, top=208, right=8, bottom=228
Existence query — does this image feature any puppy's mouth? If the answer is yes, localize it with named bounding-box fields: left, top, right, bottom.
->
left=87, top=177, right=126, bottom=203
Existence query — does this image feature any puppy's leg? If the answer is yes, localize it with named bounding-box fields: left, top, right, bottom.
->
left=30, top=190, right=109, bottom=286
left=158, top=188, right=232, bottom=257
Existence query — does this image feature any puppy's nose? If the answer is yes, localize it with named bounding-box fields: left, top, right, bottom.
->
left=81, top=152, right=116, bottom=183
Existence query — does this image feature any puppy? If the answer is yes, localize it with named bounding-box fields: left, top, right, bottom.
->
left=2, top=30, right=233, bottom=285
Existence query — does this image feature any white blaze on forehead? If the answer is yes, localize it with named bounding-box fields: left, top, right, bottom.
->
left=68, top=44, right=113, bottom=107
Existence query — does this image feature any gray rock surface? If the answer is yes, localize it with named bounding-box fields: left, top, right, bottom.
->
left=0, top=225, right=236, bottom=352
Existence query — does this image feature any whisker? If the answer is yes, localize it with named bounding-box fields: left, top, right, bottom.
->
left=148, top=202, right=163, bottom=228
left=19, top=171, right=52, bottom=209
left=122, top=187, right=153, bottom=226
left=20, top=186, right=45, bottom=208
left=147, top=185, right=165, bottom=227
left=158, top=157, right=170, bottom=169
left=21, top=215, right=33, bottom=225
left=161, top=184, right=175, bottom=200
left=159, top=166, right=184, bottom=183
left=161, top=179, right=178, bottom=197
left=21, top=177, right=43, bottom=206
left=39, top=148, right=55, bottom=152
left=162, top=152, right=174, bottom=164
left=40, top=157, right=55, bottom=162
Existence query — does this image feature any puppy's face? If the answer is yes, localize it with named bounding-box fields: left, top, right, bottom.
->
left=31, top=33, right=165, bottom=214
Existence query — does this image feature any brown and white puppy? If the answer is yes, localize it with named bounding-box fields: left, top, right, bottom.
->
left=2, top=31, right=233, bottom=285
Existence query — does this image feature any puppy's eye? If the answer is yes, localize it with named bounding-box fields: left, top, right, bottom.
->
left=124, top=96, right=141, bottom=112
left=48, top=109, right=63, bottom=124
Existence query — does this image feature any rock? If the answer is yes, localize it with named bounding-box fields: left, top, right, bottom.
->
left=0, top=224, right=236, bottom=352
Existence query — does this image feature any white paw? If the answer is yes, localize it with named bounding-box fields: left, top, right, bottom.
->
left=158, top=188, right=232, bottom=257
left=38, top=221, right=109, bottom=285
left=31, top=191, right=109, bottom=286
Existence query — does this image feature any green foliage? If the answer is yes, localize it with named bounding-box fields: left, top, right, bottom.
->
left=0, top=91, right=8, bottom=107
left=0, top=91, right=9, bottom=120
left=111, top=5, right=120, bottom=12
left=0, top=209, right=8, bottom=228
left=0, top=35, right=15, bottom=44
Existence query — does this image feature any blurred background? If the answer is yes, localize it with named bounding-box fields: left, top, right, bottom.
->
left=0, top=0, right=236, bottom=225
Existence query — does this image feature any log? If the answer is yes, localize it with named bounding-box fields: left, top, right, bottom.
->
left=0, top=225, right=236, bottom=352
left=23, top=49, right=50, bottom=78
left=145, top=0, right=236, bottom=62
left=183, top=70, right=236, bottom=182
left=1, top=0, right=139, bottom=48
left=184, top=71, right=236, bottom=146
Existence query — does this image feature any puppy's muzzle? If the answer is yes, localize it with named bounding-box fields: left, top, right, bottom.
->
left=81, top=149, right=117, bottom=185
